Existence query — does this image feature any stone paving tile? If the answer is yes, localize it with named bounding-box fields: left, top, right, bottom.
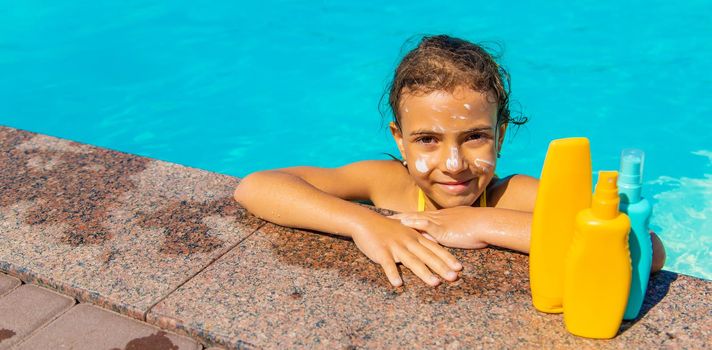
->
left=0, top=284, right=75, bottom=349
left=148, top=223, right=712, bottom=349
left=0, top=273, right=20, bottom=297
left=15, top=303, right=200, bottom=350
left=0, top=126, right=265, bottom=319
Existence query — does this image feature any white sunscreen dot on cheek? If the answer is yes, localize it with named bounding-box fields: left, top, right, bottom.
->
left=415, top=158, right=429, bottom=173
left=463, top=103, right=471, bottom=110
left=446, top=147, right=460, bottom=171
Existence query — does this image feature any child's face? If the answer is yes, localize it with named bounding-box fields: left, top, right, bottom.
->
left=390, top=86, right=505, bottom=209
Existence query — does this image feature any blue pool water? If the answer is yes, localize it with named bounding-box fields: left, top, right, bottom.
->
left=1, top=1, right=710, bottom=279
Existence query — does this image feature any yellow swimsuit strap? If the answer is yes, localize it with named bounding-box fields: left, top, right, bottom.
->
left=417, top=187, right=426, bottom=212
left=417, top=185, right=487, bottom=212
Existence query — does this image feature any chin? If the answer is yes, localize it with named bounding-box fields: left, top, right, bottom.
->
left=435, top=194, right=476, bottom=208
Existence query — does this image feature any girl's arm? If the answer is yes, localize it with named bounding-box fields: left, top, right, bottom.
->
left=473, top=208, right=532, bottom=253
left=235, top=169, right=378, bottom=237
left=392, top=174, right=666, bottom=273
left=472, top=211, right=666, bottom=273
left=234, top=161, right=462, bottom=286
left=389, top=207, right=532, bottom=252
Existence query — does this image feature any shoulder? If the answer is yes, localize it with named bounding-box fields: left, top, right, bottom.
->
left=351, top=159, right=412, bottom=192
left=488, top=174, right=539, bottom=212
left=339, top=159, right=414, bottom=210
left=334, top=159, right=414, bottom=207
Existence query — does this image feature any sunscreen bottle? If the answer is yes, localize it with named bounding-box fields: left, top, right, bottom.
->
left=618, top=149, right=653, bottom=320
left=563, top=171, right=632, bottom=339
left=530, top=137, right=592, bottom=313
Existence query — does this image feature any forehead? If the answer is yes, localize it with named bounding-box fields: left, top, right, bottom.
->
left=399, top=87, right=498, bottom=131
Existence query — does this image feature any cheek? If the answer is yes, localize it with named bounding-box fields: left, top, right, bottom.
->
left=413, top=155, right=438, bottom=174
left=472, top=157, right=496, bottom=175
left=414, top=157, right=429, bottom=173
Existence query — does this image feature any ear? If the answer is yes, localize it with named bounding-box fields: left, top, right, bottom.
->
left=389, top=122, right=407, bottom=161
left=496, top=123, right=507, bottom=153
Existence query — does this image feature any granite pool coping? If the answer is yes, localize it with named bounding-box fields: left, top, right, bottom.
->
left=0, top=125, right=710, bottom=349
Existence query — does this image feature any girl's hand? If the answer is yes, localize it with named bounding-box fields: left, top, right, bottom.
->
left=351, top=218, right=463, bottom=287
left=387, top=207, right=489, bottom=249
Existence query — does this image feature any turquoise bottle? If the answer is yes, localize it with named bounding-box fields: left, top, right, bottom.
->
left=618, top=149, right=653, bottom=320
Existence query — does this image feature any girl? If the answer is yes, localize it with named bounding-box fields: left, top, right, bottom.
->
left=234, top=34, right=665, bottom=287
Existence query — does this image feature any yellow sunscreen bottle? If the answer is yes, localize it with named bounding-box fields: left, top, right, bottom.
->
left=563, top=171, right=632, bottom=339
left=530, top=137, right=592, bottom=313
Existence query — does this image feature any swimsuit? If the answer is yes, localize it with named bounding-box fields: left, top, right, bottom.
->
left=417, top=185, right=487, bottom=212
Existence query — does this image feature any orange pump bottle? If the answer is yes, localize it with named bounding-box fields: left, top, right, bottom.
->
left=529, top=138, right=592, bottom=313
left=563, top=171, right=632, bottom=339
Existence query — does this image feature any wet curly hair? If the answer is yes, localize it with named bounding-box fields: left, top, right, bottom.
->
left=380, top=34, right=527, bottom=130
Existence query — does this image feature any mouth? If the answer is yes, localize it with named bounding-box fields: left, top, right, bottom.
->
left=435, top=179, right=473, bottom=194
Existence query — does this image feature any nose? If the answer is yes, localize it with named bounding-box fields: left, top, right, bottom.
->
left=440, top=146, right=467, bottom=175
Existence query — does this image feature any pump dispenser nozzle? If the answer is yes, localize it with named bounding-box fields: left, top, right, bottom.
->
left=619, top=149, right=645, bottom=203
left=592, top=171, right=620, bottom=219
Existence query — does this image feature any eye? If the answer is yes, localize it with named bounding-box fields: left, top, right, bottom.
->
left=415, top=136, right=437, bottom=144
left=466, top=132, right=490, bottom=142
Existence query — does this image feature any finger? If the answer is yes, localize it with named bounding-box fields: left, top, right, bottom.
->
left=389, top=214, right=419, bottom=222
left=408, top=241, right=460, bottom=281
left=421, top=233, right=437, bottom=242
left=380, top=258, right=403, bottom=287
left=399, top=218, right=430, bottom=231
left=419, top=236, right=463, bottom=271
left=395, top=249, right=441, bottom=287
